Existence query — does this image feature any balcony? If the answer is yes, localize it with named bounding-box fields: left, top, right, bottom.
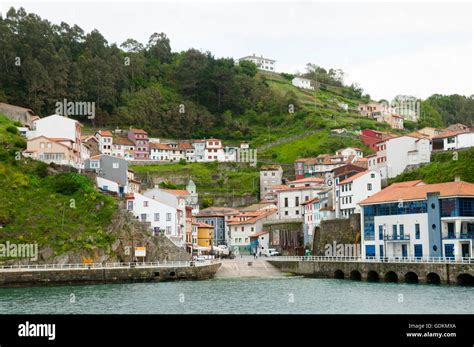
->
left=384, top=234, right=410, bottom=241
left=443, top=233, right=474, bottom=240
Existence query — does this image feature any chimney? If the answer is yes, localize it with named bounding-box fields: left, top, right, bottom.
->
left=454, top=175, right=461, bottom=182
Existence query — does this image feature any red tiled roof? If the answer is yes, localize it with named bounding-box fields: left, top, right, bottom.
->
left=433, top=130, right=470, bottom=139
left=0, top=102, right=34, bottom=113
left=339, top=170, right=370, bottom=184
left=196, top=222, right=213, bottom=228
left=288, top=177, right=325, bottom=184
left=98, top=130, right=113, bottom=137
left=227, top=209, right=277, bottom=225
left=150, top=143, right=170, bottom=150
left=164, top=189, right=190, bottom=196
left=48, top=138, right=73, bottom=142
left=129, top=128, right=148, bottom=134
left=301, top=197, right=320, bottom=205
left=114, top=137, right=134, bottom=146
left=359, top=181, right=474, bottom=205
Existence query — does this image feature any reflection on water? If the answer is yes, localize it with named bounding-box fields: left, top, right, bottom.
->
left=0, top=277, right=472, bottom=314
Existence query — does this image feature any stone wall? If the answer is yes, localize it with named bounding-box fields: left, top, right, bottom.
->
left=0, top=262, right=221, bottom=287
left=268, top=260, right=474, bottom=285
left=263, top=220, right=304, bottom=256
left=312, top=214, right=361, bottom=256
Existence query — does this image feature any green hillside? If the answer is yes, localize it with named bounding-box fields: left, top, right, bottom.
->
left=0, top=115, right=117, bottom=257
left=131, top=162, right=259, bottom=199
left=391, top=148, right=474, bottom=184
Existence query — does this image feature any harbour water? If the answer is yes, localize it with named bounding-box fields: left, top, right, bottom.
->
left=1, top=277, right=472, bottom=314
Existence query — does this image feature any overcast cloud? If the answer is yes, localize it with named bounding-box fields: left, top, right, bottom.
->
left=1, top=0, right=473, bottom=100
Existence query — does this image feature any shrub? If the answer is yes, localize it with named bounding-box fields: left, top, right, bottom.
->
left=6, top=125, right=19, bottom=135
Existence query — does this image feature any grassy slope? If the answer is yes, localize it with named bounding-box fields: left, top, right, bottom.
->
left=256, top=73, right=397, bottom=163
left=131, top=162, right=259, bottom=196
left=0, top=115, right=116, bottom=256
left=391, top=148, right=474, bottom=184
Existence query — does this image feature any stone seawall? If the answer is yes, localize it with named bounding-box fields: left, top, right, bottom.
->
left=0, top=263, right=221, bottom=288
left=268, top=260, right=474, bottom=285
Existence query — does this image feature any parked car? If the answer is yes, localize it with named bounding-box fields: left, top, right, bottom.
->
left=262, top=248, right=280, bottom=257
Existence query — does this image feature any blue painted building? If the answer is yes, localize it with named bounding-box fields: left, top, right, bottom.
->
left=359, top=180, right=474, bottom=260
left=196, top=207, right=240, bottom=246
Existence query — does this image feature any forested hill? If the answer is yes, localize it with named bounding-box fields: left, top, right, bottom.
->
left=1, top=7, right=473, bottom=142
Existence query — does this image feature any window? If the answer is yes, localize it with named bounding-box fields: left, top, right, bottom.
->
left=284, top=211, right=289, bottom=216
left=415, top=224, right=420, bottom=239
left=166, top=226, right=171, bottom=235
left=166, top=213, right=171, bottom=221
left=371, top=173, right=375, bottom=178
left=295, top=197, right=299, bottom=206
left=113, top=162, right=119, bottom=169
left=414, top=244, right=423, bottom=258
left=284, top=198, right=288, bottom=207
left=140, top=214, right=147, bottom=221
left=379, top=225, right=383, bottom=240
left=392, top=224, right=397, bottom=237
left=143, top=201, right=148, bottom=207
left=241, top=227, right=244, bottom=232
left=367, top=183, right=372, bottom=191
left=154, top=213, right=160, bottom=221
left=399, top=224, right=404, bottom=237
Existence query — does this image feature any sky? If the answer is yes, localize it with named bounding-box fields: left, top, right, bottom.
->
left=1, top=0, right=473, bottom=101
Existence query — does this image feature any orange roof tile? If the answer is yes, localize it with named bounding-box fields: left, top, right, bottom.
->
left=150, top=143, right=170, bottom=150
left=196, top=222, right=213, bottom=228
left=98, top=130, right=113, bottom=137
left=114, top=137, right=134, bottom=146
left=164, top=189, right=190, bottom=196
left=360, top=181, right=474, bottom=205
left=288, top=177, right=325, bottom=184
left=339, top=170, right=370, bottom=184
left=129, top=128, right=148, bottom=134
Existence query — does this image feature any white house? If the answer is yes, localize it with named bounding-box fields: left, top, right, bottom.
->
left=302, top=190, right=335, bottom=243
left=432, top=130, right=474, bottom=151
left=239, top=54, right=276, bottom=72
left=337, top=170, right=382, bottom=218
left=227, top=209, right=277, bottom=252
left=292, top=77, right=314, bottom=90
left=112, top=137, right=135, bottom=160
left=192, top=140, right=206, bottom=162
left=374, top=134, right=431, bottom=180
left=27, top=114, right=82, bottom=163
left=125, top=192, right=181, bottom=242
left=149, top=143, right=171, bottom=161
left=144, top=188, right=190, bottom=247
left=336, top=147, right=364, bottom=161
left=359, top=180, right=474, bottom=260
left=205, top=138, right=224, bottom=162
left=95, top=130, right=113, bottom=155
left=276, top=178, right=327, bottom=220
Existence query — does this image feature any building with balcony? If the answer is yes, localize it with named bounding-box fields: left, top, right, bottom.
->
left=359, top=180, right=474, bottom=260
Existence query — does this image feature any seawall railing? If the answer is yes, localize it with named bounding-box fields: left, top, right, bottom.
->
left=270, top=256, right=474, bottom=264
left=0, top=260, right=218, bottom=272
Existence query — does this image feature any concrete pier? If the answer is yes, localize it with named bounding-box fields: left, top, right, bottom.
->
left=268, top=257, right=474, bottom=285
left=215, top=256, right=284, bottom=278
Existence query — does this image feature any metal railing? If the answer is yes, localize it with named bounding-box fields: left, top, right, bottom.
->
left=0, top=260, right=218, bottom=272
left=269, top=256, right=474, bottom=264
